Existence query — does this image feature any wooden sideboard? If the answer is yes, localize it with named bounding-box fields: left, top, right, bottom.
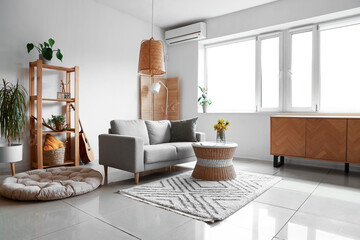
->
left=271, top=115, right=360, bottom=173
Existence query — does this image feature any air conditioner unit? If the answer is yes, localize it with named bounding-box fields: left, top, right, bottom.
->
left=165, top=22, right=206, bottom=45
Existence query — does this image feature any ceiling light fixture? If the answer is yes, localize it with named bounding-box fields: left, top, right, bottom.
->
left=138, top=0, right=166, bottom=76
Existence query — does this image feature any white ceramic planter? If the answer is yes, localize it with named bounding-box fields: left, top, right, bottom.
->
left=38, top=54, right=50, bottom=64
left=202, top=104, right=208, bottom=113
left=0, top=144, right=23, bottom=163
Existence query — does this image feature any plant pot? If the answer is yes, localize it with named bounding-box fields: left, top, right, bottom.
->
left=39, top=54, right=50, bottom=64
left=55, top=121, right=64, bottom=131
left=202, top=104, right=209, bottom=113
left=0, top=144, right=22, bottom=163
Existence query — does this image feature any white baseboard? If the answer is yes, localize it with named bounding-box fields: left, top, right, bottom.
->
left=234, top=154, right=272, bottom=162
left=0, top=162, right=31, bottom=175
left=234, top=154, right=360, bottom=172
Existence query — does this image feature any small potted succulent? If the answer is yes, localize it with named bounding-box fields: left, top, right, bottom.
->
left=0, top=79, right=27, bottom=174
left=198, top=86, right=212, bottom=113
left=48, top=115, right=66, bottom=131
left=27, top=38, right=63, bottom=64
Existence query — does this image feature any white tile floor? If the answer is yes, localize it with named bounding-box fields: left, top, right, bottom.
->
left=1, top=159, right=360, bottom=240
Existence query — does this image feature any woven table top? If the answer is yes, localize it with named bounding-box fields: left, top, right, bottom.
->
left=192, top=142, right=238, bottom=149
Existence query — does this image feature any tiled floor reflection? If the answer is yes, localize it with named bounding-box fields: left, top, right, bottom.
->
left=1, top=159, right=360, bottom=240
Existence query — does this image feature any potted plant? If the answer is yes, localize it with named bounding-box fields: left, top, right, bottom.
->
left=48, top=115, right=66, bottom=131
left=198, top=86, right=212, bottom=113
left=26, top=38, right=63, bottom=64
left=0, top=79, right=27, bottom=175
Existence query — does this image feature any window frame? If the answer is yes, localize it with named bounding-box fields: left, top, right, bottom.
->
left=200, top=16, right=360, bottom=114
left=203, top=36, right=257, bottom=113
left=284, top=25, right=319, bottom=112
left=256, top=32, right=283, bottom=112
left=317, top=18, right=360, bottom=113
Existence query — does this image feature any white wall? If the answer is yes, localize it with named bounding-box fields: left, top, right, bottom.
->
left=206, top=0, right=360, bottom=39
left=0, top=0, right=165, bottom=173
left=167, top=0, right=360, bottom=164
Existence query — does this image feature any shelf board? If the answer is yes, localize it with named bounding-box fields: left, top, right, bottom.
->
left=32, top=159, right=75, bottom=169
left=30, top=61, right=75, bottom=72
left=43, top=98, right=75, bottom=102
left=31, top=129, right=75, bottom=135
left=30, top=96, right=75, bottom=102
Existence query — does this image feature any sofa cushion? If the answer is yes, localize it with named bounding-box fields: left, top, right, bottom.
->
left=110, top=120, right=150, bottom=145
left=145, top=120, right=171, bottom=145
left=144, top=144, right=177, bottom=164
left=163, top=142, right=195, bottom=159
left=170, top=117, right=198, bottom=142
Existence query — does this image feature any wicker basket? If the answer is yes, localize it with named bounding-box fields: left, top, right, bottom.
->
left=43, top=146, right=65, bottom=166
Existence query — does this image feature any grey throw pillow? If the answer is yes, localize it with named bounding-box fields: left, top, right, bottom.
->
left=145, top=120, right=171, bottom=145
left=170, top=117, right=198, bottom=142
left=110, top=120, right=150, bottom=145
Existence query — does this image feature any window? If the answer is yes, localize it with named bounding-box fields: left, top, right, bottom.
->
left=288, top=28, right=314, bottom=110
left=258, top=34, right=280, bottom=110
left=206, top=39, right=256, bottom=112
left=320, top=23, right=360, bottom=112
left=201, top=16, right=360, bottom=113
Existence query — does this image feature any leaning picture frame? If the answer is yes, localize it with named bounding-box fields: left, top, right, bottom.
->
left=57, top=92, right=71, bottom=99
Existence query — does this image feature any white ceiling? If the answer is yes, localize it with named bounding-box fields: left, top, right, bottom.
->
left=95, top=0, right=278, bottom=29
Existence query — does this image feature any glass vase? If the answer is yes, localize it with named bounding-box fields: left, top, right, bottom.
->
left=216, top=129, right=226, bottom=143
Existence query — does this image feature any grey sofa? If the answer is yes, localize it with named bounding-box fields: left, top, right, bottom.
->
left=99, top=119, right=205, bottom=184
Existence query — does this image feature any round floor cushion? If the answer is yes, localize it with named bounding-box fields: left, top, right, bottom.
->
left=0, top=167, right=102, bottom=201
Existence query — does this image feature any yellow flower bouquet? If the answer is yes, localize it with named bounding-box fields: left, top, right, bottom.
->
left=214, top=119, right=230, bottom=143
left=213, top=119, right=230, bottom=131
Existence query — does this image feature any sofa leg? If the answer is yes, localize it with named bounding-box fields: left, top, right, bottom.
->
left=104, top=165, right=108, bottom=180
left=134, top=173, right=139, bottom=184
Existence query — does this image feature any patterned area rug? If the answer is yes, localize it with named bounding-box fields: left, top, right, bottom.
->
left=119, top=171, right=281, bottom=222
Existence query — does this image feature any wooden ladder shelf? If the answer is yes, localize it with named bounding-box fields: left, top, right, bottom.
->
left=29, top=60, right=80, bottom=169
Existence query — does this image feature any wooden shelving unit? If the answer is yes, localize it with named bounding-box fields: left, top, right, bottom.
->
left=29, top=60, right=80, bottom=169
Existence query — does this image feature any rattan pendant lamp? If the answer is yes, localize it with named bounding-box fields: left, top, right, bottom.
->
left=138, top=0, right=166, bottom=76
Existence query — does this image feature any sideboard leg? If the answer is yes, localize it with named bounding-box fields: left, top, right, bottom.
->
left=273, top=155, right=278, bottom=167
left=273, top=155, right=284, bottom=168
left=345, top=163, right=349, bottom=174
left=280, top=156, right=285, bottom=166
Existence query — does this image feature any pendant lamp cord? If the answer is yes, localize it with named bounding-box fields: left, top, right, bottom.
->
left=151, top=0, right=154, bottom=38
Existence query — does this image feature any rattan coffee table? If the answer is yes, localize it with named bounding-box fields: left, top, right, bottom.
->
left=192, top=142, right=238, bottom=181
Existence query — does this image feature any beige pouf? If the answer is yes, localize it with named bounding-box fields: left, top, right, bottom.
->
left=0, top=167, right=102, bottom=201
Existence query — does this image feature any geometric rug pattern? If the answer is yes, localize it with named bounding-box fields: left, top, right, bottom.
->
left=120, top=171, right=281, bottom=222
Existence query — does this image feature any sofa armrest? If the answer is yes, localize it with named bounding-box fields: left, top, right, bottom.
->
left=99, top=134, right=144, bottom=173
left=196, top=132, right=206, bottom=142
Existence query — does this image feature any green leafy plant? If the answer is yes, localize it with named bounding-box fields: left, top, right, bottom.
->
left=27, top=38, right=63, bottom=61
left=0, top=79, right=27, bottom=146
left=198, top=86, right=212, bottom=106
left=48, top=115, right=66, bottom=127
